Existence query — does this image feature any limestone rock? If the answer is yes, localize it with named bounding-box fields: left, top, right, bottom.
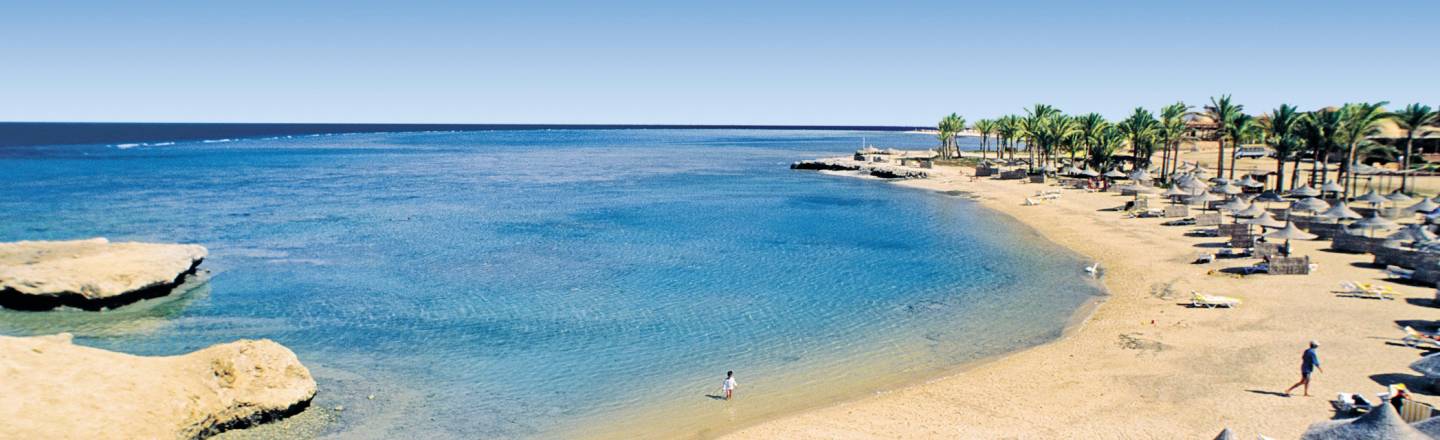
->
left=0, top=238, right=207, bottom=310
left=0, top=333, right=316, bottom=439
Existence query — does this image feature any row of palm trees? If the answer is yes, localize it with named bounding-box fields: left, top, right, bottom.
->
left=941, top=99, right=1438, bottom=196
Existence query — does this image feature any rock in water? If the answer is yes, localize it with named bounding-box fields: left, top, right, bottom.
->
left=0, top=238, right=207, bottom=310
left=0, top=333, right=317, bottom=439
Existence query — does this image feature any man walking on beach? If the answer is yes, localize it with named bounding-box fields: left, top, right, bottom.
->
left=1285, top=341, right=1322, bottom=397
left=723, top=371, right=737, bottom=400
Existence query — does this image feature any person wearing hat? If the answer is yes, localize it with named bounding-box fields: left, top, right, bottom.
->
left=1285, top=341, right=1322, bottom=397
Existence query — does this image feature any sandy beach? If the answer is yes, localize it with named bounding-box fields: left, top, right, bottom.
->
left=726, top=163, right=1440, bottom=439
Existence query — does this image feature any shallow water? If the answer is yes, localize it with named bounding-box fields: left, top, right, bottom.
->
left=0, top=129, right=1100, bottom=439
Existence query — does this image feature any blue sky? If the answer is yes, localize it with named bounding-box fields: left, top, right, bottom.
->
left=2, top=0, right=1437, bottom=125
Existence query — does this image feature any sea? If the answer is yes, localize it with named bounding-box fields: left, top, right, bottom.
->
left=0, top=127, right=1102, bottom=439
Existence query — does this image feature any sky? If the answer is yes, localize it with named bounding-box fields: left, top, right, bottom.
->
left=2, top=0, right=1438, bottom=126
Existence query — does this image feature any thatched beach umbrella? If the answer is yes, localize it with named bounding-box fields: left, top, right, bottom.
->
left=1255, top=191, right=1286, bottom=203
left=1193, top=166, right=1210, bottom=179
left=1388, top=224, right=1437, bottom=243
left=1356, top=190, right=1389, bottom=207
left=1214, top=182, right=1244, bottom=196
left=1351, top=213, right=1398, bottom=237
left=1220, top=197, right=1251, bottom=213
left=1321, top=202, right=1364, bottom=223
left=1406, top=197, right=1440, bottom=214
left=1241, top=211, right=1287, bottom=229
left=1267, top=221, right=1318, bottom=256
left=1414, top=414, right=1440, bottom=437
left=1387, top=190, right=1415, bottom=203
left=1235, top=204, right=1267, bottom=219
left=1190, top=191, right=1224, bottom=211
left=1239, top=175, right=1264, bottom=188
left=1182, top=179, right=1210, bottom=194
left=1292, top=197, right=1331, bottom=214
left=1301, top=402, right=1429, bottom=440
left=1129, top=168, right=1153, bottom=182
left=1081, top=166, right=1100, bottom=177
left=1213, top=428, right=1236, bottom=440
left=1290, top=184, right=1322, bottom=198
left=1104, top=169, right=1127, bottom=179
left=1162, top=185, right=1190, bottom=203
left=1063, top=165, right=1084, bottom=177
left=1321, top=180, right=1346, bottom=195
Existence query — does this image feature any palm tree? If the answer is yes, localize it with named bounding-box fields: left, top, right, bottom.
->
left=1157, top=102, right=1190, bottom=180
left=1089, top=126, right=1126, bottom=170
left=935, top=113, right=965, bottom=159
left=1299, top=109, right=1343, bottom=188
left=1261, top=104, right=1303, bottom=191
left=1077, top=113, right=1107, bottom=167
left=1225, top=113, right=1256, bottom=178
left=1117, top=107, right=1159, bottom=169
left=997, top=115, right=1020, bottom=161
left=974, top=119, right=998, bottom=160
left=1337, top=102, right=1390, bottom=198
left=1391, top=104, right=1439, bottom=193
left=1206, top=95, right=1243, bottom=178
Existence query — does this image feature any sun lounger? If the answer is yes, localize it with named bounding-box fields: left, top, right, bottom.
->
left=1402, top=326, right=1440, bottom=349
left=1338, top=281, right=1397, bottom=300
left=1191, top=291, right=1241, bottom=308
left=1332, top=392, right=1380, bottom=415
left=1399, top=398, right=1438, bottom=423
left=1388, top=265, right=1416, bottom=280
left=1024, top=197, right=1042, bottom=206
left=1195, top=253, right=1216, bottom=264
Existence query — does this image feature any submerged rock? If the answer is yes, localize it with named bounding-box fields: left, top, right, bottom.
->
left=0, top=238, right=207, bottom=310
left=0, top=333, right=317, bottom=439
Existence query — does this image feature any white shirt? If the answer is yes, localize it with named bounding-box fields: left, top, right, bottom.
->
left=723, top=377, right=737, bottom=391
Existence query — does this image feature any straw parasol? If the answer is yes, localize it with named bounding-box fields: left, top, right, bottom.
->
left=1213, top=182, right=1244, bottom=195
left=1356, top=190, right=1389, bottom=207
left=1104, top=169, right=1127, bottom=179
left=1240, top=211, right=1286, bottom=229
left=1192, top=166, right=1210, bottom=179
left=1129, top=168, right=1153, bottom=182
left=1415, top=417, right=1440, bottom=438
left=1350, top=213, right=1398, bottom=237
left=1213, top=428, right=1236, bottom=440
left=1292, top=197, right=1331, bottom=214
left=1190, top=191, right=1223, bottom=210
left=1321, top=202, right=1364, bottom=222
left=1321, top=180, right=1346, bottom=195
left=1388, top=224, right=1438, bottom=243
left=1080, top=166, right=1100, bottom=177
left=1411, top=353, right=1440, bottom=378
left=1239, top=175, right=1264, bottom=188
left=1300, top=402, right=1429, bottom=440
left=1235, top=204, right=1267, bottom=218
left=1407, top=197, right=1440, bottom=214
left=1063, top=165, right=1084, bottom=177
left=1220, top=198, right=1251, bottom=213
left=1267, top=221, right=1318, bottom=256
left=1387, top=190, right=1415, bottom=203
left=1290, top=184, right=1321, bottom=198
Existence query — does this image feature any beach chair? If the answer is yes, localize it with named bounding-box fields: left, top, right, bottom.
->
left=1024, top=197, right=1042, bottom=206
left=1332, top=392, right=1379, bottom=415
left=1388, top=265, right=1416, bottom=280
left=1338, top=282, right=1397, bottom=300
left=1190, top=291, right=1241, bottom=308
left=1402, top=326, right=1440, bottom=349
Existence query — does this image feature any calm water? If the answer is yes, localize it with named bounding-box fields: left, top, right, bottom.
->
left=0, top=129, right=1100, bottom=439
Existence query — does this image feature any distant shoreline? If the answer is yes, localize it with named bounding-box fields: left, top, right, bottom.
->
left=0, top=122, right=930, bottom=148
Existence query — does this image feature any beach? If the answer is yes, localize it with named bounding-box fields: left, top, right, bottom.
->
left=727, top=162, right=1440, bottom=439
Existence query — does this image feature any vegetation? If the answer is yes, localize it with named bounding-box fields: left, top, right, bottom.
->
left=932, top=98, right=1437, bottom=196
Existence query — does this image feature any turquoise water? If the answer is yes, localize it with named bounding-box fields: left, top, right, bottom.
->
left=0, top=130, right=1100, bottom=438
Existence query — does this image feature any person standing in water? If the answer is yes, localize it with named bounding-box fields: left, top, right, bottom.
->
left=1285, top=341, right=1322, bottom=397
left=722, top=371, right=737, bottom=400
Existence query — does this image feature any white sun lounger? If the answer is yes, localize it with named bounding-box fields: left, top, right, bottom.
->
left=1191, top=291, right=1241, bottom=308
left=1339, top=281, right=1397, bottom=300
left=1402, top=326, right=1440, bottom=349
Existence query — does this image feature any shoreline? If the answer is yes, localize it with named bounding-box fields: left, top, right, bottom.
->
left=723, top=163, right=1440, bottom=438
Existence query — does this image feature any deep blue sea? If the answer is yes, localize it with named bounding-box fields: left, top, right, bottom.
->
left=0, top=129, right=1100, bottom=439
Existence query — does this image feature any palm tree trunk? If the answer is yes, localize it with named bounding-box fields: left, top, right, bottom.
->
left=1402, top=134, right=1414, bottom=193
left=1290, top=158, right=1301, bottom=191
left=1274, top=158, right=1285, bottom=192
left=1343, top=142, right=1358, bottom=199
left=1216, top=137, right=1226, bottom=178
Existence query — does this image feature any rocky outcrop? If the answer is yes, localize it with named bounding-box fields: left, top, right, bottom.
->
left=0, top=238, right=207, bottom=310
left=0, top=333, right=316, bottom=439
left=791, top=158, right=932, bottom=179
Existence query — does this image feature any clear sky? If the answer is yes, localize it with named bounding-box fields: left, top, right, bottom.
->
left=2, top=0, right=1437, bottom=126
